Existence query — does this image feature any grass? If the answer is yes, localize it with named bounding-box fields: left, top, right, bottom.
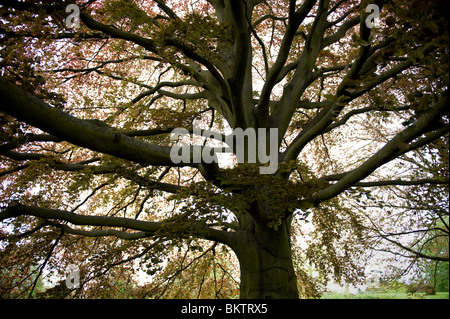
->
left=321, top=291, right=449, bottom=299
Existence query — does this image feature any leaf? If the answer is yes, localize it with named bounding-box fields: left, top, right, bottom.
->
left=190, top=245, right=203, bottom=253
left=324, top=93, right=336, bottom=101
left=416, top=50, right=425, bottom=60
left=338, top=95, right=350, bottom=102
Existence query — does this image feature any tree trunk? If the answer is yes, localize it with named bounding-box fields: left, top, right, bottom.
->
left=232, top=217, right=299, bottom=299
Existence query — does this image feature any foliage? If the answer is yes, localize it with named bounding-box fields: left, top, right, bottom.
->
left=0, top=0, right=448, bottom=299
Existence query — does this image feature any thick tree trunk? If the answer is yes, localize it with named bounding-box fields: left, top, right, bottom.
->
left=232, top=217, right=299, bottom=299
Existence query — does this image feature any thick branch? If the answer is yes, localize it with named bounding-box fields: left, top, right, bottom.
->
left=0, top=203, right=232, bottom=245
left=303, top=91, right=449, bottom=206
left=322, top=15, right=360, bottom=48
left=270, top=0, right=331, bottom=138
left=52, top=223, right=151, bottom=240
left=283, top=41, right=441, bottom=162
left=254, top=0, right=317, bottom=127
left=0, top=204, right=161, bottom=233
left=0, top=77, right=224, bottom=181
left=153, top=0, right=181, bottom=20
left=227, top=0, right=252, bottom=128
left=0, top=76, right=173, bottom=167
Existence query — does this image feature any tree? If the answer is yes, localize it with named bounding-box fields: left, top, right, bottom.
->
left=0, top=0, right=448, bottom=299
left=351, top=119, right=449, bottom=287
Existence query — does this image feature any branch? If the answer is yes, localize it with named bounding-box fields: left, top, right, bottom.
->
left=323, top=105, right=409, bottom=134
left=128, top=79, right=198, bottom=105
left=303, top=91, right=449, bottom=206
left=252, top=14, right=288, bottom=28
left=321, top=16, right=360, bottom=49
left=0, top=134, right=62, bottom=153
left=0, top=203, right=232, bottom=245
left=123, top=128, right=173, bottom=137
left=254, top=0, right=317, bottom=127
left=153, top=0, right=181, bottom=20
left=80, top=12, right=158, bottom=53
left=0, top=204, right=160, bottom=233
left=281, top=100, right=335, bottom=161
left=244, top=4, right=269, bottom=75
left=0, top=76, right=176, bottom=167
left=343, top=41, right=440, bottom=101
left=0, top=150, right=185, bottom=194
left=270, top=0, right=331, bottom=137
left=157, top=89, right=206, bottom=101
left=163, top=38, right=227, bottom=92
left=49, top=55, right=162, bottom=89
left=227, top=0, right=252, bottom=128
left=51, top=222, right=150, bottom=240
left=353, top=178, right=450, bottom=187
left=28, top=230, right=63, bottom=298
left=79, top=9, right=229, bottom=127
left=0, top=26, right=110, bottom=40
left=381, top=235, right=449, bottom=262
left=0, top=164, right=28, bottom=178
left=283, top=41, right=442, bottom=163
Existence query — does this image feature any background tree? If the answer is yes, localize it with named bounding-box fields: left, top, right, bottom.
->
left=0, top=0, right=448, bottom=299
left=353, top=131, right=449, bottom=290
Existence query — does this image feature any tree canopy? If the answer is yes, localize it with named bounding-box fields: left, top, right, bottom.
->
left=0, top=0, right=448, bottom=299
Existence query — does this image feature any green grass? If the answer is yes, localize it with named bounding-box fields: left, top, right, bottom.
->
left=321, top=291, right=449, bottom=299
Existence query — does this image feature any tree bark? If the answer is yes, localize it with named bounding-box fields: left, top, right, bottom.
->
left=232, top=217, right=299, bottom=299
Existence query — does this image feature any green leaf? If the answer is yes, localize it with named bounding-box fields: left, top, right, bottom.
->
left=324, top=93, right=336, bottom=101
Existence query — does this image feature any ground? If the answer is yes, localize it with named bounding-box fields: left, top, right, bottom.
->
left=321, top=291, right=449, bottom=299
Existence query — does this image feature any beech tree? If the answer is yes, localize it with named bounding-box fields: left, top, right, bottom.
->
left=0, top=0, right=448, bottom=299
